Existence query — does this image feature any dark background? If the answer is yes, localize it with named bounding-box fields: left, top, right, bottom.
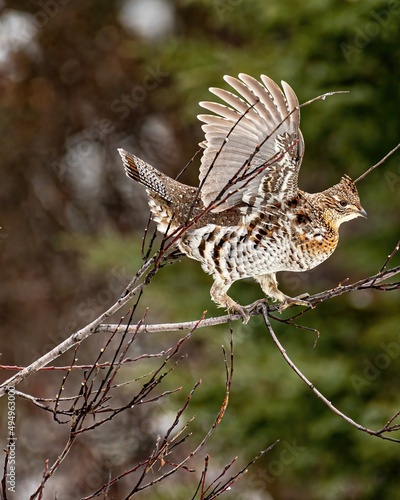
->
left=1, top=0, right=400, bottom=498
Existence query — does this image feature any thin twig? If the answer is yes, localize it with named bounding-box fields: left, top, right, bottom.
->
left=354, top=142, right=400, bottom=183
left=95, top=263, right=400, bottom=336
left=261, top=306, right=400, bottom=443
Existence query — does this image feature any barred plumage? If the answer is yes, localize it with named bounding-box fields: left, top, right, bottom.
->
left=119, top=74, right=367, bottom=321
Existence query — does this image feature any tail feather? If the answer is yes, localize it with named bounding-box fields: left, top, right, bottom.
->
left=118, top=148, right=172, bottom=202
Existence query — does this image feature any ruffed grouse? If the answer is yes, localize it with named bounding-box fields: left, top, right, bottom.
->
left=118, top=73, right=366, bottom=320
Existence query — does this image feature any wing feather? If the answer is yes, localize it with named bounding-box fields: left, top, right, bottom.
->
left=198, top=73, right=304, bottom=213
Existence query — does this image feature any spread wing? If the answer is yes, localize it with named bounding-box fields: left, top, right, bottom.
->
left=198, top=73, right=304, bottom=213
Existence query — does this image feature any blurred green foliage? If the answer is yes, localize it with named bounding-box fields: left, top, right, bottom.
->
left=108, top=0, right=400, bottom=497
left=1, top=0, right=400, bottom=497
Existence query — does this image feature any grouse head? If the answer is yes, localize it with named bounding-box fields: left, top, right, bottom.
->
left=321, top=175, right=367, bottom=229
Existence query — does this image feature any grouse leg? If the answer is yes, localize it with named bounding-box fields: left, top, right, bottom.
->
left=255, top=273, right=312, bottom=311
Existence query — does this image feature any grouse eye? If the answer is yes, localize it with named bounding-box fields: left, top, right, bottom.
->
left=339, top=200, right=348, bottom=207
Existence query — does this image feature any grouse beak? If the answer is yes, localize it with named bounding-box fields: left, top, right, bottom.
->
left=357, top=207, right=368, bottom=219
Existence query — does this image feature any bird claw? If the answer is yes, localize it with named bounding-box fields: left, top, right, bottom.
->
left=226, top=294, right=313, bottom=323
left=228, top=304, right=251, bottom=324
left=277, top=295, right=313, bottom=312
left=246, top=299, right=269, bottom=315
left=228, top=299, right=268, bottom=324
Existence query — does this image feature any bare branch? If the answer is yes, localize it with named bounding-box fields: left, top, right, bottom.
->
left=355, top=141, right=400, bottom=183
left=2, top=78, right=399, bottom=500
left=96, top=263, right=400, bottom=336
left=260, top=305, right=400, bottom=443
